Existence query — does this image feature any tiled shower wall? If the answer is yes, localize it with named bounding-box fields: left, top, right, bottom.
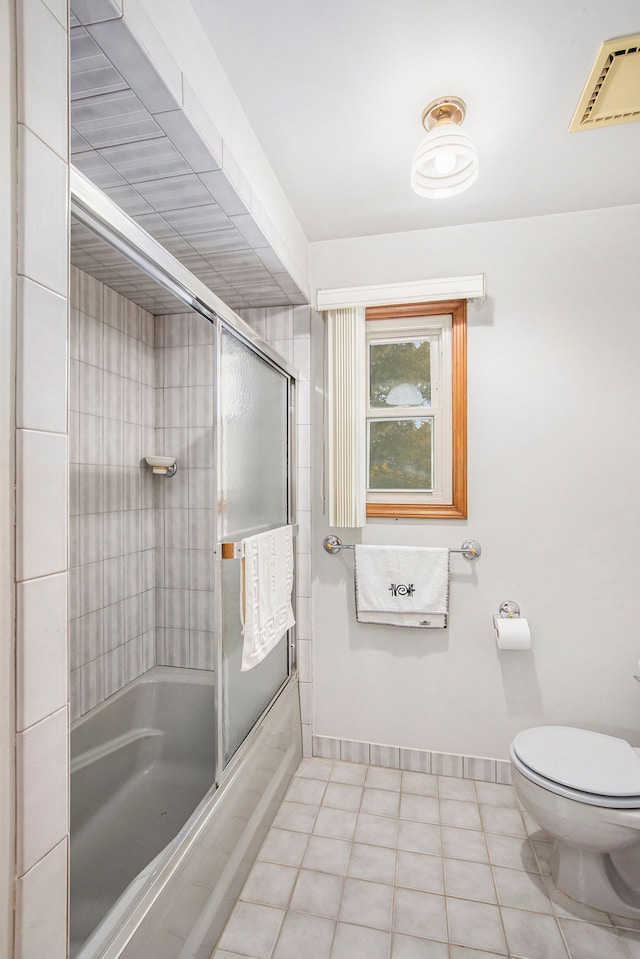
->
left=154, top=312, right=216, bottom=670
left=69, top=266, right=157, bottom=720
left=69, top=284, right=308, bottom=721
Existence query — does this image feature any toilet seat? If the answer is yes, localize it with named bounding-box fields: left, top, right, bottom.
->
left=511, top=726, right=640, bottom=809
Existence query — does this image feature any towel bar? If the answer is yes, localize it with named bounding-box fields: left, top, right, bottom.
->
left=220, top=524, right=299, bottom=560
left=323, top=535, right=481, bottom=560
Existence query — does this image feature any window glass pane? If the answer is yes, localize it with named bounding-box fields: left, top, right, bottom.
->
left=369, top=339, right=431, bottom=408
left=368, top=418, right=433, bottom=490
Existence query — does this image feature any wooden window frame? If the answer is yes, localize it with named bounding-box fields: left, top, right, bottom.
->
left=365, top=299, right=467, bottom=519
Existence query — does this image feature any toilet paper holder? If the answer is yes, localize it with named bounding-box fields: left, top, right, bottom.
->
left=497, top=601, right=521, bottom=619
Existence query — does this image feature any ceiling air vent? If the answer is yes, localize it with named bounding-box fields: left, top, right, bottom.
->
left=569, top=33, right=640, bottom=132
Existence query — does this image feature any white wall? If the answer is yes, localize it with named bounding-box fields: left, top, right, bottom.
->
left=309, top=204, right=640, bottom=761
left=0, top=1, right=15, bottom=949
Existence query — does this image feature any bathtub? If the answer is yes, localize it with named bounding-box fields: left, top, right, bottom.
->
left=70, top=665, right=301, bottom=959
left=70, top=667, right=216, bottom=958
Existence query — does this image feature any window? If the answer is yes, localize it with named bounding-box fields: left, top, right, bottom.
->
left=365, top=300, right=467, bottom=519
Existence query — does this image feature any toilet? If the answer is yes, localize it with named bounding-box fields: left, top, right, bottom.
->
left=510, top=725, right=640, bottom=917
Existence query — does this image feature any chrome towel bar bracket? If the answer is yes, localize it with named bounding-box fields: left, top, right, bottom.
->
left=323, top=536, right=481, bottom=560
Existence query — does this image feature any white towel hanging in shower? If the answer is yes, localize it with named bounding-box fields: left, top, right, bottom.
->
left=354, top=545, right=450, bottom=627
left=240, top=525, right=295, bottom=670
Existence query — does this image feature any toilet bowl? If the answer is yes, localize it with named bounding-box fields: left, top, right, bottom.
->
left=510, top=725, right=640, bottom=917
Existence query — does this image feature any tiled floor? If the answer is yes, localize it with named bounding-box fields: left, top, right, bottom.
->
left=211, top=757, right=640, bottom=959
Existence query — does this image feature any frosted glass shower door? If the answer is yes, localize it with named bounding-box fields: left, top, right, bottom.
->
left=219, top=328, right=292, bottom=766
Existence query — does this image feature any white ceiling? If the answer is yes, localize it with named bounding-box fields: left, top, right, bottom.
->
left=188, top=0, right=640, bottom=242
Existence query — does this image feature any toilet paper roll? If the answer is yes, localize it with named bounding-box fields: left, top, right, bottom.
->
left=493, top=615, right=531, bottom=650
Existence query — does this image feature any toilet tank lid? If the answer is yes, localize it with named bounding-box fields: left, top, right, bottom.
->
left=512, top=726, right=640, bottom=797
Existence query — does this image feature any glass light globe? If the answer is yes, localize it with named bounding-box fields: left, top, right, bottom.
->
left=410, top=123, right=479, bottom=199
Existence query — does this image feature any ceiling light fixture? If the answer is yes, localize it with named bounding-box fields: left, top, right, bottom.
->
left=410, top=96, right=479, bottom=199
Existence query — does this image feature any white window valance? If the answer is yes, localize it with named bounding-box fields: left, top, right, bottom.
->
left=317, top=274, right=485, bottom=312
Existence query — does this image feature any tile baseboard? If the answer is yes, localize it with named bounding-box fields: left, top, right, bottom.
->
left=311, top=734, right=512, bottom=785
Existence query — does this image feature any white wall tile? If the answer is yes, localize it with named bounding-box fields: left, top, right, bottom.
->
left=17, top=125, right=68, bottom=296
left=17, top=573, right=67, bottom=731
left=18, top=0, right=68, bottom=161
left=297, top=639, right=311, bottom=683
left=16, top=706, right=68, bottom=874
left=16, top=278, right=67, bottom=433
left=299, top=681, right=311, bottom=725
left=16, top=430, right=67, bottom=581
left=14, top=838, right=67, bottom=959
left=297, top=467, right=311, bottom=511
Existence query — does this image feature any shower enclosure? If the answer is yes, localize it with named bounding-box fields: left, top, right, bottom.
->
left=69, top=171, right=302, bottom=959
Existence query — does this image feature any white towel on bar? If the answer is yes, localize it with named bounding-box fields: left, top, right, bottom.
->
left=354, top=545, right=450, bottom=628
left=240, top=525, right=295, bottom=671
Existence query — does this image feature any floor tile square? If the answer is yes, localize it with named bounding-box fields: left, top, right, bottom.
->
left=444, top=858, right=496, bottom=903
left=296, top=758, right=334, bottom=781
left=393, top=887, right=447, bottom=941
left=273, top=800, right=318, bottom=833
left=313, top=806, right=358, bottom=841
left=289, top=869, right=344, bottom=919
left=218, top=901, right=285, bottom=958
left=399, top=793, right=439, bottom=824
left=485, top=833, right=539, bottom=872
left=397, top=819, right=441, bottom=856
left=474, top=781, right=518, bottom=807
left=340, top=877, right=394, bottom=930
left=323, top=782, right=363, bottom=811
left=441, top=826, right=489, bottom=864
left=480, top=804, right=526, bottom=837
left=286, top=777, right=327, bottom=805
left=391, top=932, right=449, bottom=957
left=241, top=861, right=298, bottom=908
left=446, top=897, right=507, bottom=954
left=354, top=812, right=398, bottom=848
left=501, top=907, right=568, bottom=959
left=438, top=777, right=477, bottom=802
left=272, top=911, right=335, bottom=959
left=439, top=799, right=482, bottom=830
left=257, top=828, right=309, bottom=867
left=365, top=766, right=402, bottom=791
left=332, top=921, right=390, bottom=959
left=348, top=842, right=396, bottom=884
left=402, top=771, right=438, bottom=798
left=492, top=865, right=553, bottom=913
left=302, top=836, right=352, bottom=876
left=361, top=787, right=401, bottom=818
left=329, top=762, right=368, bottom=785
left=396, top=850, right=444, bottom=895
